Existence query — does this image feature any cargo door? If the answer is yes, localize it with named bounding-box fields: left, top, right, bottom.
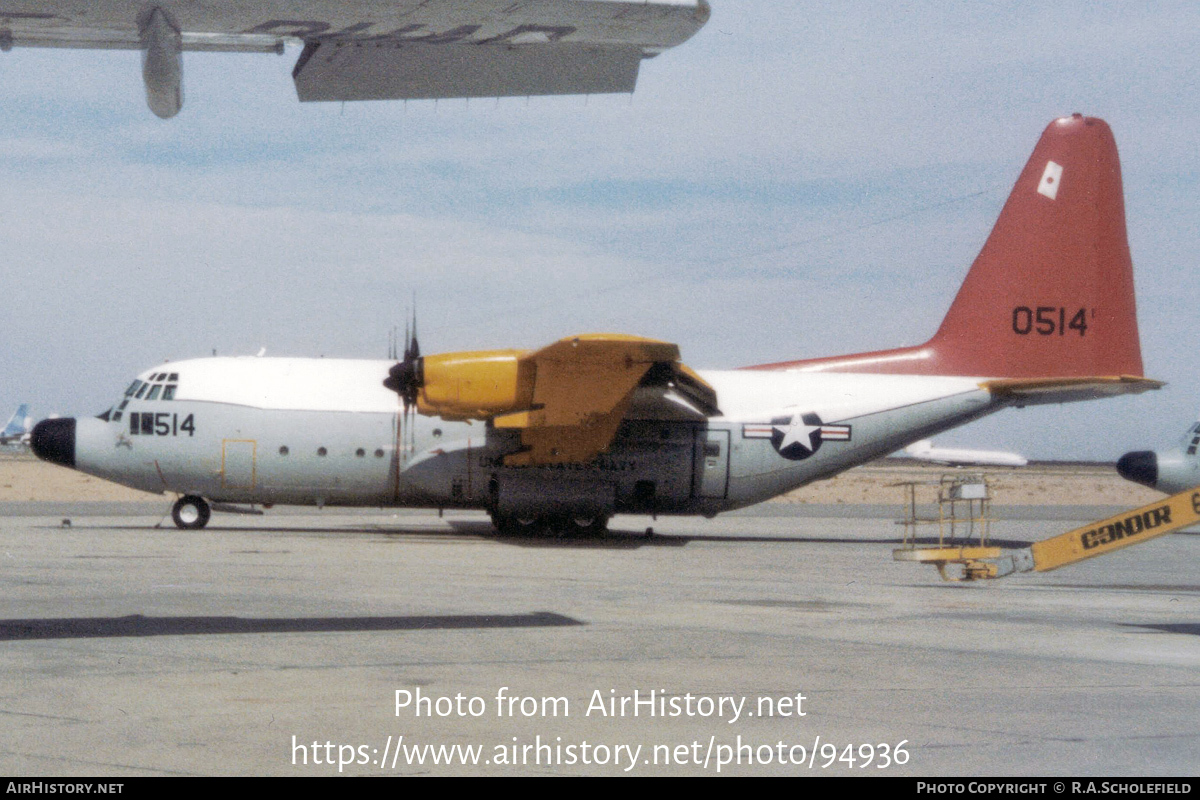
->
left=693, top=428, right=729, bottom=498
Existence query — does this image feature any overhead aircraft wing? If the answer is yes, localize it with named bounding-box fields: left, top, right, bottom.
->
left=292, top=40, right=644, bottom=102
left=292, top=0, right=711, bottom=102
left=0, top=1, right=710, bottom=116
left=494, top=335, right=718, bottom=466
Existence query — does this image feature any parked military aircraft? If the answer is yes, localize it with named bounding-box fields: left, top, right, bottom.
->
left=32, top=115, right=1160, bottom=532
left=0, top=0, right=710, bottom=118
left=0, top=404, right=32, bottom=448
left=901, top=439, right=1028, bottom=467
left=1117, top=414, right=1200, bottom=494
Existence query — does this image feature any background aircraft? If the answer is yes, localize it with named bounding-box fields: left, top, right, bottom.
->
left=0, top=0, right=710, bottom=117
left=899, top=439, right=1028, bottom=468
left=1117, top=413, right=1200, bottom=495
left=31, top=116, right=1159, bottom=531
left=0, top=404, right=33, bottom=448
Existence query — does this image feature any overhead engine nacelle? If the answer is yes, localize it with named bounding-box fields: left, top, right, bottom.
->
left=140, top=7, right=183, bottom=119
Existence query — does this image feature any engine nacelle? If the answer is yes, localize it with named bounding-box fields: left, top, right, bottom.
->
left=140, top=7, right=182, bottom=119
left=415, top=349, right=536, bottom=421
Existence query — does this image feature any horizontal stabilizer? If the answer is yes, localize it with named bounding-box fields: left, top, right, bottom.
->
left=294, top=42, right=643, bottom=102
left=981, top=375, right=1164, bottom=405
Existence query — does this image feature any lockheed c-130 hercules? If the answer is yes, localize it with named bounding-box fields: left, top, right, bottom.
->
left=32, top=115, right=1161, bottom=534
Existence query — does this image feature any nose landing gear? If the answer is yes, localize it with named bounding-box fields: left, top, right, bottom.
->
left=171, top=495, right=211, bottom=529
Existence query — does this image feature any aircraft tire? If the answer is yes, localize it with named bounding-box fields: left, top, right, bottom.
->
left=172, top=495, right=211, bottom=530
left=565, top=513, right=609, bottom=537
left=491, top=512, right=607, bottom=537
left=490, top=512, right=542, bottom=536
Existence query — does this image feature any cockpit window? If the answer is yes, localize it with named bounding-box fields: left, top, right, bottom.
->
left=135, top=383, right=148, bottom=399
left=168, top=373, right=179, bottom=382
left=145, top=385, right=162, bottom=401
left=162, top=385, right=176, bottom=401
left=125, top=380, right=142, bottom=397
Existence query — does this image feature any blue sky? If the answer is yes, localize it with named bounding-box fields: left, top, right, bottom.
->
left=3, top=2, right=1199, bottom=459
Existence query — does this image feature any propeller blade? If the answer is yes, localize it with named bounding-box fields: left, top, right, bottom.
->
left=384, top=306, right=423, bottom=413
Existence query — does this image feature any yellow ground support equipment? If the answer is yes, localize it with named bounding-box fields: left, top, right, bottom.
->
left=897, top=486, right=1200, bottom=581
left=893, top=473, right=995, bottom=551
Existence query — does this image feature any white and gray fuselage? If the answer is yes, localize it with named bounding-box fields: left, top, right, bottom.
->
left=63, top=356, right=1001, bottom=518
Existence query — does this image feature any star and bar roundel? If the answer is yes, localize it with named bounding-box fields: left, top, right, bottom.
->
left=742, top=413, right=852, bottom=460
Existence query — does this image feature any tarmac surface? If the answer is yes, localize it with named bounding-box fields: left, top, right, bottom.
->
left=0, top=499, right=1196, bottom=776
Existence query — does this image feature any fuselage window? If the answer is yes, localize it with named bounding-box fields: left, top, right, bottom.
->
left=162, top=385, right=176, bottom=400
left=145, top=385, right=162, bottom=401
left=374, top=449, right=385, bottom=458
left=317, top=447, right=327, bottom=457
left=279, top=446, right=289, bottom=456
left=355, top=448, right=365, bottom=457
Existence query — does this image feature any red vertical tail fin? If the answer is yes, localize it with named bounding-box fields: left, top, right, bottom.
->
left=928, top=114, right=1142, bottom=377
left=754, top=115, right=1146, bottom=379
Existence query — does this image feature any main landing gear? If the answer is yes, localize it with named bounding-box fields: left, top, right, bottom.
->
left=490, top=511, right=610, bottom=537
left=171, top=495, right=211, bottom=529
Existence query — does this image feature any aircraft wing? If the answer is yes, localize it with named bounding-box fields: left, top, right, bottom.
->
left=494, top=335, right=718, bottom=466
left=293, top=1, right=711, bottom=102
left=293, top=39, right=645, bottom=102
left=1, top=1, right=710, bottom=115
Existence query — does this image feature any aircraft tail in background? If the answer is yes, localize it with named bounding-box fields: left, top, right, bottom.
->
left=1, top=404, right=32, bottom=446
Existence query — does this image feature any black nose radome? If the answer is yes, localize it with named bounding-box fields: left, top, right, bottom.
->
left=1116, top=450, right=1157, bottom=488
left=30, top=418, right=75, bottom=468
